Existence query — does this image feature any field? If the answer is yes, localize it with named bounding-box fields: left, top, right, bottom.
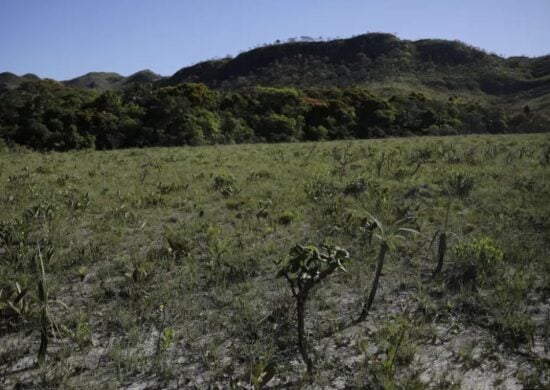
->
left=1, top=134, right=549, bottom=389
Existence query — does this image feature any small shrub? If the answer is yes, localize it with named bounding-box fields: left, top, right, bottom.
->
left=491, top=312, right=534, bottom=345
left=165, top=230, right=193, bottom=261
left=0, top=281, right=33, bottom=330
left=277, top=244, right=349, bottom=375
left=276, top=210, right=299, bottom=225
left=213, top=174, right=236, bottom=190
left=24, top=203, right=56, bottom=224
left=446, top=170, right=474, bottom=198
left=62, top=189, right=90, bottom=211
left=70, top=313, right=93, bottom=348
left=450, top=237, right=503, bottom=288
left=343, top=177, right=368, bottom=197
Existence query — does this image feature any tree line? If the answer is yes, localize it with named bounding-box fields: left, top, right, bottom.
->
left=0, top=80, right=548, bottom=151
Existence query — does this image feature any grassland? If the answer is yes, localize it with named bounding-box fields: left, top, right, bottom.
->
left=1, top=134, right=549, bottom=389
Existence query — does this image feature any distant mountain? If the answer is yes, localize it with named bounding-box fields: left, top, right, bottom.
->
left=63, top=72, right=125, bottom=90
left=0, top=72, right=41, bottom=90
left=2, top=33, right=549, bottom=110
left=163, top=33, right=550, bottom=110
left=0, top=69, right=164, bottom=92
left=123, top=69, right=163, bottom=85
left=62, top=70, right=163, bottom=91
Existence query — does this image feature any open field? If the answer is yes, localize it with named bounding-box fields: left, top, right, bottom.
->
left=1, top=133, right=549, bottom=389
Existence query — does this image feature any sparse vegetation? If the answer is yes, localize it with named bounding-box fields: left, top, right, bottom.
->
left=0, top=134, right=549, bottom=388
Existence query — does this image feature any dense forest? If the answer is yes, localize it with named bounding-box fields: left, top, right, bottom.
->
left=1, top=33, right=549, bottom=151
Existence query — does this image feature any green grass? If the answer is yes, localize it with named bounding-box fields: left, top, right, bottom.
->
left=1, top=133, right=549, bottom=388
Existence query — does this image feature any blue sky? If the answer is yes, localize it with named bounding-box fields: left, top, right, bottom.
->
left=1, top=0, right=549, bottom=80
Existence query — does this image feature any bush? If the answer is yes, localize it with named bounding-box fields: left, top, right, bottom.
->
left=446, top=170, right=475, bottom=198
left=276, top=210, right=299, bottom=225
left=451, top=237, right=503, bottom=288
left=213, top=174, right=236, bottom=190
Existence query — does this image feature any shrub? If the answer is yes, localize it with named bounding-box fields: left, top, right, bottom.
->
left=276, top=210, right=299, bottom=225
left=446, top=170, right=474, bottom=198
left=343, top=177, right=369, bottom=197
left=277, top=244, right=349, bottom=375
left=451, top=237, right=503, bottom=288
left=213, top=174, right=236, bottom=190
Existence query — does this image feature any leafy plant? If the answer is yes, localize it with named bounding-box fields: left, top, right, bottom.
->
left=331, top=143, right=363, bottom=180
left=452, top=236, right=503, bottom=288
left=213, top=174, right=236, bottom=190
left=62, top=188, right=90, bottom=211
left=358, top=214, right=419, bottom=321
left=155, top=304, right=176, bottom=355
left=276, top=210, right=299, bottom=225
left=0, top=281, right=32, bottom=329
left=213, top=174, right=239, bottom=198
left=35, top=244, right=56, bottom=365
left=165, top=230, right=193, bottom=261
left=277, top=244, right=349, bottom=375
left=343, top=177, right=369, bottom=197
left=250, top=358, right=277, bottom=389
left=446, top=170, right=474, bottom=198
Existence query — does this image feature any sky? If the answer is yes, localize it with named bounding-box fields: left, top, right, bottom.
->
left=1, top=0, right=549, bottom=80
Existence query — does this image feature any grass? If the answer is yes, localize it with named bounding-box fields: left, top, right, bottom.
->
left=0, top=133, right=549, bottom=388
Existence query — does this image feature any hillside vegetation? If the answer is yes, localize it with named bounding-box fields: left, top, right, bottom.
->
left=1, top=33, right=549, bottom=152
left=167, top=34, right=550, bottom=103
left=0, top=134, right=549, bottom=388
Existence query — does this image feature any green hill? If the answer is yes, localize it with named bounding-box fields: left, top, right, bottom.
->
left=61, top=70, right=164, bottom=91
left=1, top=33, right=549, bottom=152
left=164, top=33, right=550, bottom=109
left=62, top=72, right=125, bottom=90
left=3, top=33, right=549, bottom=108
left=123, top=69, right=164, bottom=85
left=0, top=72, right=41, bottom=90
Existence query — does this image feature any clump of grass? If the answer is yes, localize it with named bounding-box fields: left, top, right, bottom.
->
left=276, top=210, right=299, bottom=225
left=446, top=170, right=474, bottom=198
left=213, top=174, right=236, bottom=190
left=343, top=177, right=369, bottom=197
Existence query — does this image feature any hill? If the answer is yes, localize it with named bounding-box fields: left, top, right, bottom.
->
left=2, top=34, right=549, bottom=108
left=62, top=71, right=125, bottom=90
left=0, top=69, right=164, bottom=92
left=164, top=33, right=550, bottom=109
left=0, top=72, right=41, bottom=90
left=62, top=69, right=163, bottom=91
left=1, top=33, right=549, bottom=152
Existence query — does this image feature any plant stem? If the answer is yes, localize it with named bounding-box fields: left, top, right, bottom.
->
left=359, top=241, right=388, bottom=321
left=432, top=231, right=447, bottom=277
left=36, top=245, right=49, bottom=365
left=433, top=200, right=450, bottom=277
left=296, top=295, right=313, bottom=375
